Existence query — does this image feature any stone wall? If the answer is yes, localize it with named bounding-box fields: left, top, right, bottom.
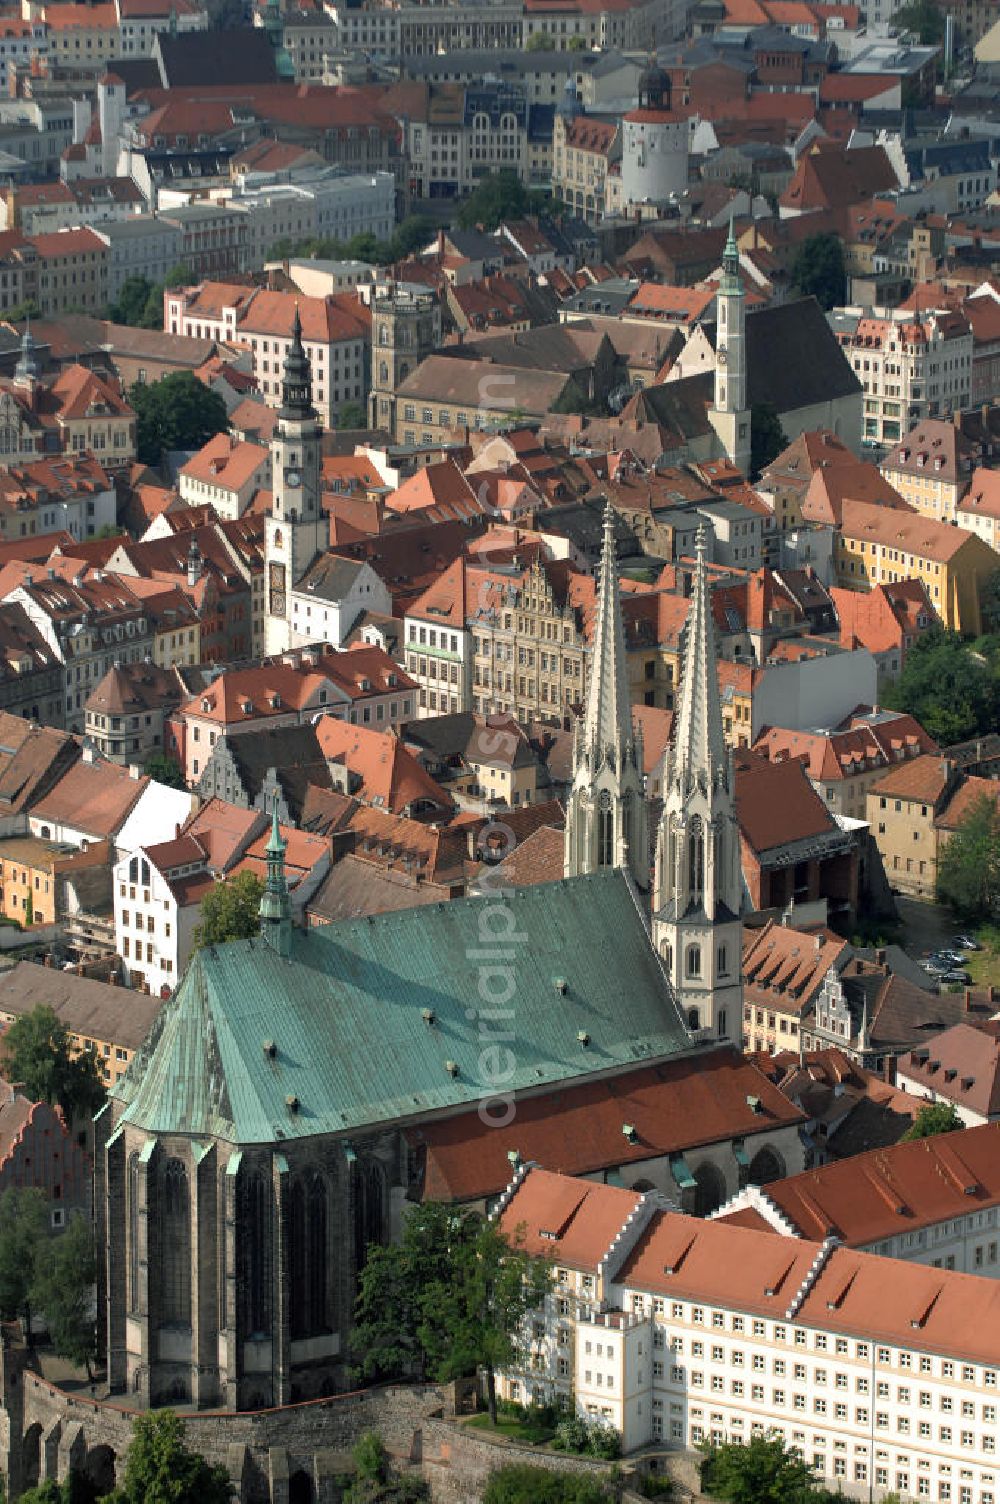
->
left=5, top=1366, right=634, bottom=1504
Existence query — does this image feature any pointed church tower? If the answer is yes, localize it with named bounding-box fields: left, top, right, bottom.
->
left=708, top=219, right=751, bottom=475
left=264, top=306, right=325, bottom=655
left=259, top=794, right=291, bottom=958
left=653, top=528, right=743, bottom=1041
left=564, top=502, right=648, bottom=889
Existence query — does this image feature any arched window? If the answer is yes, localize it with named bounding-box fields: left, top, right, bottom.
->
left=161, top=1159, right=190, bottom=1327
left=686, top=943, right=701, bottom=979
left=749, top=1147, right=785, bottom=1187
left=273, top=528, right=283, bottom=549
left=290, top=1171, right=328, bottom=1338
left=140, top=860, right=150, bottom=886
left=687, top=816, right=704, bottom=901
left=622, top=792, right=632, bottom=857
left=597, top=790, right=612, bottom=867
left=692, top=1162, right=726, bottom=1217
left=239, top=1170, right=273, bottom=1338
left=352, top=1159, right=385, bottom=1274
left=660, top=940, right=672, bottom=972
left=128, top=1152, right=140, bottom=1313
left=379, top=361, right=388, bottom=384
left=717, top=1008, right=727, bottom=1038
left=379, top=325, right=389, bottom=346
left=687, top=1005, right=700, bottom=1031
left=128, top=856, right=138, bottom=883
left=717, top=943, right=728, bottom=975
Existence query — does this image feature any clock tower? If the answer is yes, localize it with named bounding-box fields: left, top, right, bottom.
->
left=265, top=307, right=326, bottom=655
left=708, top=220, right=751, bottom=475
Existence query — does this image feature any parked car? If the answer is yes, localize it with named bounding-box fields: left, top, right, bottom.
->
left=941, top=970, right=973, bottom=985
left=954, top=935, right=981, bottom=951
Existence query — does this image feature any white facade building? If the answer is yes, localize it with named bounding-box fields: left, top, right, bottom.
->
left=497, top=1164, right=1000, bottom=1502
left=113, top=838, right=208, bottom=997
left=835, top=306, right=974, bottom=450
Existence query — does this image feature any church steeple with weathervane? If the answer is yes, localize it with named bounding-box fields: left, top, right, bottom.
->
left=652, top=528, right=743, bottom=1041
left=564, top=501, right=648, bottom=889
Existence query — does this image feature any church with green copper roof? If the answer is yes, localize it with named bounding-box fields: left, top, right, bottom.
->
left=93, top=327, right=781, bottom=1416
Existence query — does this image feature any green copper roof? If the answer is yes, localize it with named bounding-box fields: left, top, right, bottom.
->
left=114, top=872, right=693, bottom=1145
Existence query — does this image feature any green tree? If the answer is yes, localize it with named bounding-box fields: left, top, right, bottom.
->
left=194, top=871, right=265, bottom=948
left=750, top=403, right=787, bottom=478
left=339, top=401, right=368, bottom=429
left=884, top=628, right=1000, bottom=744
left=0, top=1187, right=47, bottom=1328
left=790, top=233, right=847, bottom=311
left=129, top=371, right=229, bottom=465
left=23, top=887, right=33, bottom=927
left=102, top=1411, right=232, bottom=1504
left=457, top=170, right=548, bottom=232
left=567, top=33, right=588, bottom=48
left=937, top=792, right=1000, bottom=921
left=525, top=29, right=553, bottom=48
left=892, top=0, right=945, bottom=41
left=6, top=298, right=41, bottom=323
left=482, top=1467, right=613, bottom=1504
left=145, top=752, right=187, bottom=789
left=352, top=1203, right=551, bottom=1424
left=1, top=1004, right=106, bottom=1122
left=903, top=1101, right=965, bottom=1139
left=701, top=1434, right=820, bottom=1504
left=30, top=1211, right=96, bottom=1375
left=108, top=276, right=156, bottom=327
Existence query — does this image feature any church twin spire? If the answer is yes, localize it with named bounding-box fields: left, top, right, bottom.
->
left=669, top=527, right=729, bottom=798
left=564, top=501, right=647, bottom=889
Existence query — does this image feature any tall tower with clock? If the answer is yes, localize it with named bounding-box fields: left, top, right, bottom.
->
left=265, top=308, right=326, bottom=655
left=708, top=220, right=751, bottom=475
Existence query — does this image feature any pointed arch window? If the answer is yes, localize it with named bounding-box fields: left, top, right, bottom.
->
left=290, top=1171, right=328, bottom=1338
left=352, top=1159, right=386, bottom=1275
left=597, top=789, right=613, bottom=868
left=128, top=1152, right=140, bottom=1313
left=687, top=816, right=704, bottom=902
left=161, top=1159, right=190, bottom=1327
left=239, top=1169, right=273, bottom=1338
left=685, top=943, right=702, bottom=979
left=622, top=792, right=633, bottom=858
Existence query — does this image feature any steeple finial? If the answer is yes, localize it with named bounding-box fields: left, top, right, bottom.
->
left=582, top=500, right=632, bottom=759
left=259, top=790, right=291, bottom=956
left=279, top=303, right=315, bottom=422
left=671, top=526, right=727, bottom=792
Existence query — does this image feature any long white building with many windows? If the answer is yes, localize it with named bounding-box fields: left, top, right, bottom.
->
left=497, top=1165, right=1000, bottom=1502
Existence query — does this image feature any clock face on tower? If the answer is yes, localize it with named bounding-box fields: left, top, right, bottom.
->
left=285, top=470, right=302, bottom=489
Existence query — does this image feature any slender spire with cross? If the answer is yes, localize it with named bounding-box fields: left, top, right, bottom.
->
left=670, top=527, right=728, bottom=795
left=582, top=500, right=633, bottom=762
left=259, top=791, right=291, bottom=956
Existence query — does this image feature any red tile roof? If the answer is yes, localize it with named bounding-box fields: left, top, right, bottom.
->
left=414, top=1047, right=804, bottom=1203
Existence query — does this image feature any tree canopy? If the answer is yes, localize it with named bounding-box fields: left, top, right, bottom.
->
left=701, top=1435, right=823, bottom=1504
left=352, top=1201, right=551, bottom=1423
left=750, top=403, right=788, bottom=478
left=1, top=1004, right=106, bottom=1123
left=936, top=792, right=1000, bottom=922
left=130, top=372, right=229, bottom=466
left=0, top=1189, right=96, bottom=1365
left=892, top=0, right=945, bottom=41
left=789, top=233, right=847, bottom=311
left=481, top=1466, right=615, bottom=1504
left=144, top=753, right=187, bottom=790
left=30, top=1211, right=96, bottom=1373
left=0, top=1187, right=47, bottom=1328
left=267, top=214, right=433, bottom=271
left=903, top=1101, right=966, bottom=1139
left=884, top=629, right=1000, bottom=745
left=108, top=265, right=193, bottom=330
left=101, top=1411, right=232, bottom=1504
left=456, top=170, right=551, bottom=232
left=194, top=871, right=265, bottom=949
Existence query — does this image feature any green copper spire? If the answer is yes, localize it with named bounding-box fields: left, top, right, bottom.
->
left=259, top=791, right=291, bottom=957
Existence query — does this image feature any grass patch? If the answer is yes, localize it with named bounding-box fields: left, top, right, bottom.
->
left=963, top=926, right=1000, bottom=988
left=466, top=1412, right=556, bottom=1445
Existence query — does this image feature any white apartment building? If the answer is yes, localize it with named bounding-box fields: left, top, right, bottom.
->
left=164, top=282, right=369, bottom=428
left=113, top=837, right=209, bottom=997
left=497, top=1165, right=1000, bottom=1503
left=835, top=307, right=974, bottom=450
left=403, top=558, right=473, bottom=717
left=287, top=557, right=392, bottom=649
left=230, top=170, right=395, bottom=264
